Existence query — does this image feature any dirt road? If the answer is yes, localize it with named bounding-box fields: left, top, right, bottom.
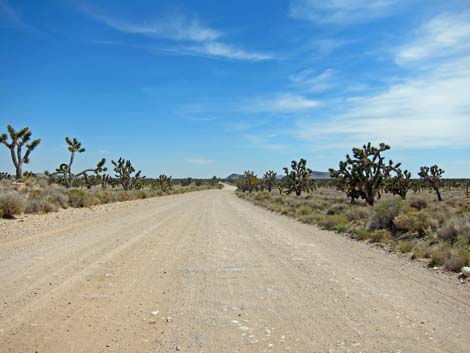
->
left=1, top=187, right=469, bottom=353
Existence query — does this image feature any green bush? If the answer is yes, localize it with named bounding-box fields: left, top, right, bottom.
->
left=369, top=198, right=403, bottom=231
left=317, top=214, right=349, bottom=231
left=68, top=189, right=92, bottom=208
left=397, top=241, right=414, bottom=254
left=351, top=226, right=369, bottom=241
left=369, top=229, right=391, bottom=244
left=393, top=210, right=430, bottom=236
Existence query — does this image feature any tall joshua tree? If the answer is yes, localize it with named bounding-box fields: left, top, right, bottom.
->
left=112, top=157, right=145, bottom=190
left=263, top=170, right=277, bottom=192
left=1, top=125, right=41, bottom=179
left=49, top=137, right=106, bottom=188
left=330, top=143, right=399, bottom=206
left=418, top=165, right=444, bottom=201
left=283, top=158, right=313, bottom=196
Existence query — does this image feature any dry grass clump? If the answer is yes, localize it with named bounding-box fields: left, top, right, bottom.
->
left=437, top=215, right=470, bottom=244
left=369, top=198, right=403, bottom=231
left=0, top=178, right=221, bottom=217
left=0, top=192, right=26, bottom=218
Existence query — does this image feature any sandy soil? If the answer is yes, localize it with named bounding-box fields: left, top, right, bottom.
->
left=1, top=186, right=469, bottom=353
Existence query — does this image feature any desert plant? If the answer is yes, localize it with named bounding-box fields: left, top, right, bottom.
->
left=156, top=174, right=173, bottom=192
left=385, top=168, right=411, bottom=200
left=418, top=165, right=444, bottom=201
left=283, top=159, right=313, bottom=196
left=0, top=172, right=10, bottom=180
left=237, top=171, right=257, bottom=193
left=0, top=191, right=26, bottom=218
left=263, top=170, right=277, bottom=192
left=49, top=137, right=106, bottom=188
left=111, top=157, right=145, bottom=190
left=330, top=143, right=399, bottom=206
left=369, top=198, right=402, bottom=231
left=1, top=125, right=41, bottom=179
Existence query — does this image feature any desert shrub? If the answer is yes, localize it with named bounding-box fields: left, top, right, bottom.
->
left=68, top=189, right=92, bottom=208
left=273, top=196, right=285, bottom=205
left=25, top=198, right=57, bottom=214
left=351, top=226, right=369, bottom=241
left=369, top=229, right=391, bottom=244
left=296, top=206, right=314, bottom=217
left=397, top=241, right=414, bottom=253
left=393, top=210, right=430, bottom=237
left=429, top=244, right=451, bottom=267
left=326, top=202, right=346, bottom=215
left=334, top=222, right=348, bottom=233
left=444, top=249, right=469, bottom=272
left=298, top=213, right=317, bottom=224
left=0, top=191, right=26, bottom=218
left=254, top=191, right=272, bottom=202
left=317, top=214, right=349, bottom=231
left=437, top=215, right=470, bottom=244
left=45, top=184, right=69, bottom=208
left=409, top=197, right=427, bottom=210
left=369, top=198, right=403, bottom=231
left=345, top=206, right=370, bottom=222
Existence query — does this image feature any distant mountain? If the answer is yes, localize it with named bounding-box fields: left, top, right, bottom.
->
left=226, top=171, right=330, bottom=180
left=312, top=171, right=331, bottom=179
left=225, top=173, right=242, bottom=180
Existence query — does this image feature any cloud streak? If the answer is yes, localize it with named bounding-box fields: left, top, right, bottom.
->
left=297, top=57, right=470, bottom=149
left=289, top=0, right=400, bottom=25
left=187, top=158, right=214, bottom=165
left=82, top=7, right=220, bottom=42
left=245, top=93, right=319, bottom=113
left=80, top=5, right=271, bottom=61
left=396, top=11, right=470, bottom=64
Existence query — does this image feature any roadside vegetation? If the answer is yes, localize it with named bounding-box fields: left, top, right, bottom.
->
left=0, top=124, right=222, bottom=218
left=236, top=143, right=470, bottom=273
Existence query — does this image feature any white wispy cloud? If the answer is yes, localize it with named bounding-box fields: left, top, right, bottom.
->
left=289, top=68, right=337, bottom=92
left=82, top=7, right=220, bottom=42
left=185, top=42, right=272, bottom=61
left=246, top=93, right=319, bottom=113
left=289, top=0, right=400, bottom=25
left=297, top=56, right=470, bottom=149
left=80, top=5, right=271, bottom=61
left=396, top=11, right=470, bottom=64
left=187, top=158, right=214, bottom=165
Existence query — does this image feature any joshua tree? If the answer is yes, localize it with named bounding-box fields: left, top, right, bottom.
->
left=418, top=165, right=444, bottom=201
left=0, top=172, right=10, bottom=180
left=1, top=125, right=41, bottom=179
left=156, top=174, right=173, bottom=192
left=263, top=170, right=277, bottom=192
left=329, top=143, right=399, bottom=206
left=384, top=168, right=412, bottom=200
left=111, top=157, right=144, bottom=190
left=277, top=178, right=286, bottom=194
left=283, top=158, right=312, bottom=196
left=237, top=171, right=257, bottom=193
left=49, top=137, right=106, bottom=188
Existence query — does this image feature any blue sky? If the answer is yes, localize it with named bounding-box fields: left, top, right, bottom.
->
left=1, top=0, right=469, bottom=178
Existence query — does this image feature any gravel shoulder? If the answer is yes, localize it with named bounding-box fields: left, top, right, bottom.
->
left=1, top=187, right=469, bottom=352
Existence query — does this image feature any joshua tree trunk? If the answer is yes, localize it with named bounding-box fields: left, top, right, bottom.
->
left=435, top=186, right=442, bottom=202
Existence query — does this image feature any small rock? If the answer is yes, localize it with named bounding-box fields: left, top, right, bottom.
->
left=461, top=267, right=470, bottom=277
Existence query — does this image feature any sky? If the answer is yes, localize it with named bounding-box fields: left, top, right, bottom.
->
left=0, top=0, right=469, bottom=178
